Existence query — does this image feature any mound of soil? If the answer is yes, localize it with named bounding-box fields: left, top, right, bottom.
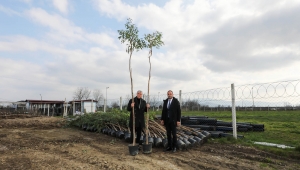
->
left=0, top=117, right=299, bottom=170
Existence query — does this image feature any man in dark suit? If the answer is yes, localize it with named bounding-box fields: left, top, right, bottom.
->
left=127, top=90, right=150, bottom=149
left=161, top=90, right=181, bottom=153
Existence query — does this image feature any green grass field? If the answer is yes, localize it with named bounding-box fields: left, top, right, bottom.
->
left=180, top=110, right=300, bottom=157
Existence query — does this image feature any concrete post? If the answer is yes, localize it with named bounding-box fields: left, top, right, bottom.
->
left=43, top=104, right=45, bottom=115
left=104, top=99, right=106, bottom=112
left=73, top=101, right=75, bottom=116
left=47, top=104, right=49, bottom=116
left=179, top=90, right=182, bottom=108
left=231, top=83, right=237, bottom=139
left=120, top=97, right=122, bottom=110
left=91, top=99, right=93, bottom=113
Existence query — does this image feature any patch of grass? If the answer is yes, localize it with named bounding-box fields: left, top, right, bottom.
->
left=183, top=110, right=300, bottom=158
left=259, top=163, right=268, bottom=168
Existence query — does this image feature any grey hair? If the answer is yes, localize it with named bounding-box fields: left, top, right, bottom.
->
left=137, top=90, right=143, bottom=94
left=167, top=90, right=173, bottom=94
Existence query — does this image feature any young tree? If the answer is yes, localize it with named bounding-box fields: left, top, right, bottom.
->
left=144, top=31, right=164, bottom=144
left=118, top=18, right=144, bottom=146
left=83, top=88, right=91, bottom=100
left=73, top=87, right=91, bottom=100
left=93, top=89, right=104, bottom=108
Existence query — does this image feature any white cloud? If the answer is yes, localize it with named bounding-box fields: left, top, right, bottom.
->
left=0, top=5, right=21, bottom=16
left=53, top=0, right=69, bottom=14
left=94, top=0, right=300, bottom=73
left=25, top=8, right=118, bottom=49
left=19, top=0, right=32, bottom=3
left=1, top=0, right=300, bottom=102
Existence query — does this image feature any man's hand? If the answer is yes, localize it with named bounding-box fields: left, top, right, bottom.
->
left=161, top=120, right=164, bottom=125
left=131, top=102, right=135, bottom=108
left=146, top=103, right=150, bottom=108
left=177, top=121, right=181, bottom=126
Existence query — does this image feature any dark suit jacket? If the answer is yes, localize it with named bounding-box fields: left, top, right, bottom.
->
left=127, top=97, right=147, bottom=128
left=161, top=97, right=181, bottom=126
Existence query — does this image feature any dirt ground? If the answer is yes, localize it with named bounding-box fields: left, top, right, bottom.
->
left=0, top=116, right=299, bottom=170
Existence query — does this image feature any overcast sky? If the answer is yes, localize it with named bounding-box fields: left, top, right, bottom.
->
left=1, top=0, right=300, bottom=102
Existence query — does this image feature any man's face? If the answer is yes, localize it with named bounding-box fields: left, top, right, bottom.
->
left=137, top=92, right=143, bottom=99
left=167, top=91, right=173, bottom=99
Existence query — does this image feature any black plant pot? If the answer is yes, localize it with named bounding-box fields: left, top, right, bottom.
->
left=142, top=143, right=152, bottom=154
left=101, top=127, right=106, bottom=134
left=197, top=132, right=206, bottom=140
left=177, top=139, right=185, bottom=150
left=128, top=144, right=139, bottom=156
left=110, top=130, right=116, bottom=137
left=154, top=137, right=162, bottom=147
left=193, top=136, right=202, bottom=144
left=182, top=138, right=191, bottom=149
left=162, top=138, right=168, bottom=148
left=124, top=132, right=131, bottom=143
left=202, top=131, right=211, bottom=138
left=116, top=131, right=124, bottom=139
left=140, top=135, right=144, bottom=144
left=188, top=138, right=196, bottom=146
left=107, top=129, right=112, bottom=135
left=148, top=137, right=154, bottom=144
left=82, top=124, right=87, bottom=130
left=184, top=130, right=192, bottom=135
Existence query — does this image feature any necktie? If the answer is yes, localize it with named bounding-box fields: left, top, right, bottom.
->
left=167, top=100, right=171, bottom=109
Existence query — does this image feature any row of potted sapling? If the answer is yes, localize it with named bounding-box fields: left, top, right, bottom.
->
left=80, top=118, right=211, bottom=154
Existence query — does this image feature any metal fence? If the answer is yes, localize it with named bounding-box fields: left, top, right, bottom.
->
left=101, top=79, right=300, bottom=112
left=1, top=79, right=299, bottom=114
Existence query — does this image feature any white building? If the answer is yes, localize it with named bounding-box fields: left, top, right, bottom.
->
left=71, top=100, right=98, bottom=115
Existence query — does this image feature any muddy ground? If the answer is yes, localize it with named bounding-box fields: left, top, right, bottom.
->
left=0, top=116, right=299, bottom=170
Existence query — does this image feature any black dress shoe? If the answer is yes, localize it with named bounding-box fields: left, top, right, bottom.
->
left=165, top=147, right=172, bottom=151
left=172, top=148, right=176, bottom=153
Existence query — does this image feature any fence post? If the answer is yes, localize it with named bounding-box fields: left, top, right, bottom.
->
left=179, top=90, right=182, bottom=108
left=72, top=101, right=75, bottom=116
left=81, top=100, right=83, bottom=113
left=91, top=99, right=93, bottom=113
left=104, top=99, right=106, bottom=112
left=48, top=104, right=50, bottom=117
left=231, top=83, right=237, bottom=139
left=120, top=97, right=122, bottom=110
left=43, top=104, right=45, bottom=115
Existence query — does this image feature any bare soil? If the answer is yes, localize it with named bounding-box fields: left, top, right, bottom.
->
left=0, top=116, right=299, bottom=170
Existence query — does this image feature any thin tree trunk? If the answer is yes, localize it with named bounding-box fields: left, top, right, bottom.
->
left=146, top=48, right=152, bottom=144
left=129, top=49, right=136, bottom=146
